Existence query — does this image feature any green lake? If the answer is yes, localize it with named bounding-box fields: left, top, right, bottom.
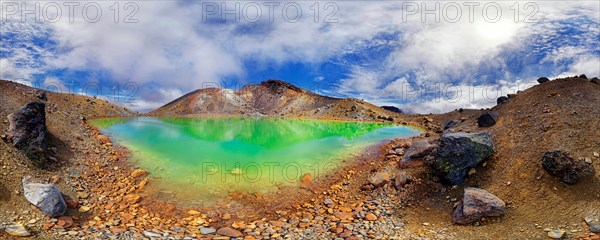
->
left=90, top=117, right=420, bottom=204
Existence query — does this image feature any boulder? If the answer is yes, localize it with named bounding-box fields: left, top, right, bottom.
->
left=453, top=187, right=505, bottom=225
left=585, top=216, right=600, bottom=233
left=541, top=150, right=594, bottom=184
left=402, top=140, right=436, bottom=161
left=432, top=132, right=495, bottom=184
left=496, top=96, right=508, bottom=105
left=34, top=89, right=47, bottom=101
left=579, top=74, right=588, bottom=79
left=369, top=172, right=390, bottom=188
left=537, top=77, right=550, bottom=84
left=591, top=77, right=600, bottom=85
left=400, top=140, right=436, bottom=168
left=477, top=111, right=498, bottom=127
left=22, top=176, right=67, bottom=217
left=443, top=120, right=459, bottom=130
left=393, top=172, right=413, bottom=189
left=6, top=102, right=48, bottom=168
left=381, top=106, right=403, bottom=113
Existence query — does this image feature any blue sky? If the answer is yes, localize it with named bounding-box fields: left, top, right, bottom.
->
left=1, top=1, right=599, bottom=113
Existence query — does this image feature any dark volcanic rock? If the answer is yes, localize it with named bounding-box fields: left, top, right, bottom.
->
left=591, top=77, right=599, bottom=85
left=497, top=96, right=508, bottom=105
left=579, top=74, right=587, bottom=79
left=6, top=102, right=48, bottom=167
left=453, top=187, right=505, bottom=225
left=443, top=120, right=459, bottom=130
left=537, top=77, right=550, bottom=84
left=432, top=132, right=495, bottom=185
left=477, top=111, right=498, bottom=127
left=541, top=150, right=594, bottom=184
left=22, top=176, right=67, bottom=217
left=34, top=89, right=47, bottom=101
left=381, top=106, right=403, bottom=113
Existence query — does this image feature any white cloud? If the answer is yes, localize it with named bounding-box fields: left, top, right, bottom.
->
left=0, top=1, right=598, bottom=113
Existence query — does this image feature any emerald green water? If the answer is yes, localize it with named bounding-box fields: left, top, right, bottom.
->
left=90, top=117, right=420, bottom=204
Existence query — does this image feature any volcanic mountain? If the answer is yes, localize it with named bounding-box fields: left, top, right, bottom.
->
left=150, top=80, right=400, bottom=121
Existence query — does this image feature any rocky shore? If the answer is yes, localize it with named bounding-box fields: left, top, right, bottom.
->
left=1, top=76, right=600, bottom=239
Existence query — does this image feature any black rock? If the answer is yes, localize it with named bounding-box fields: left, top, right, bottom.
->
left=541, top=150, right=594, bottom=184
left=432, top=132, right=495, bottom=185
left=381, top=106, right=403, bottom=113
left=443, top=120, right=459, bottom=130
left=579, top=74, right=588, bottom=79
left=591, top=77, right=599, bottom=85
left=497, top=96, right=508, bottom=105
left=34, top=89, right=47, bottom=101
left=537, top=77, right=550, bottom=84
left=6, top=102, right=48, bottom=168
left=477, top=111, right=499, bottom=127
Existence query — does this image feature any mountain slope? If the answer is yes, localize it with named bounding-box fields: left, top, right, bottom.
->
left=150, top=80, right=401, bottom=121
left=409, top=76, right=600, bottom=239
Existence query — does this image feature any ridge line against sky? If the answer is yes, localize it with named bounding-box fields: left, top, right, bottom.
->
left=1, top=0, right=599, bottom=113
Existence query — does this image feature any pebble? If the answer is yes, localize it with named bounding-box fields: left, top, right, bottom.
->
left=5, top=224, right=31, bottom=237
left=200, top=227, right=216, bottom=235
left=79, top=206, right=91, bottom=213
left=365, top=213, right=377, bottom=221
left=548, top=230, right=565, bottom=239
left=144, top=231, right=162, bottom=238
left=324, top=198, right=334, bottom=205
left=217, top=227, right=243, bottom=237
left=594, top=152, right=599, bottom=158
left=77, top=191, right=89, bottom=199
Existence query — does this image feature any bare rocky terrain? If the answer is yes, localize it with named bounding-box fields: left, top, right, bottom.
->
left=0, top=76, right=599, bottom=240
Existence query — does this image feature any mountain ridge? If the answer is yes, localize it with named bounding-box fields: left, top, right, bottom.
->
left=150, top=79, right=403, bottom=121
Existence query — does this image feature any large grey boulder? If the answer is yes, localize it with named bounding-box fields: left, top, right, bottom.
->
left=401, top=140, right=436, bottom=167
left=432, top=132, right=495, bottom=184
left=22, top=176, right=67, bottom=217
left=541, top=150, right=594, bottom=184
left=453, top=187, right=505, bottom=224
left=6, top=102, right=48, bottom=168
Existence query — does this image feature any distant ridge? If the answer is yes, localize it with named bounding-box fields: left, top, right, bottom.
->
left=150, top=80, right=402, bottom=121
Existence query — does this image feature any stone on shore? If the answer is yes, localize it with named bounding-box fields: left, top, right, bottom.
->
left=5, top=224, right=31, bottom=237
left=369, top=172, right=390, bottom=188
left=22, top=176, right=67, bottom=217
left=217, top=227, right=243, bottom=237
left=453, top=187, right=505, bottom=225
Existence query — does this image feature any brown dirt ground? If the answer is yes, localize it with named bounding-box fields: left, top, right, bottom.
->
left=1, top=77, right=599, bottom=239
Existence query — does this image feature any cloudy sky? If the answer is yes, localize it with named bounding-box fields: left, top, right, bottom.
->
left=1, top=1, right=599, bottom=113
